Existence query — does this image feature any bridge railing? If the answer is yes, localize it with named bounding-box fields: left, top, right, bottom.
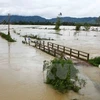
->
left=34, top=41, right=89, bottom=61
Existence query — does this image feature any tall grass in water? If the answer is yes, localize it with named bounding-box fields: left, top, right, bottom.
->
left=0, top=32, right=16, bottom=42
left=89, top=57, right=100, bottom=67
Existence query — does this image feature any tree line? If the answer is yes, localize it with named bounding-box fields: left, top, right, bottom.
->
left=1, top=16, right=100, bottom=26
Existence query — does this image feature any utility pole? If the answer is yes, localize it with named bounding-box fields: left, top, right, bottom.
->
left=8, top=13, right=10, bottom=36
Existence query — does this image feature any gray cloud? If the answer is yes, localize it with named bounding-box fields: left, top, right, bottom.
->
left=0, top=0, right=100, bottom=18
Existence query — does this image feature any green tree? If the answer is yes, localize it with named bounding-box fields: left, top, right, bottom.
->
left=54, top=17, right=61, bottom=30
left=75, top=24, right=81, bottom=31
left=54, top=13, right=62, bottom=30
left=83, top=23, right=91, bottom=31
left=96, top=16, right=100, bottom=25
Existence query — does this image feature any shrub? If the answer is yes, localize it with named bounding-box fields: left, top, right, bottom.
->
left=75, top=24, right=81, bottom=31
left=0, top=32, right=16, bottom=42
left=89, top=57, right=100, bottom=67
left=83, top=23, right=91, bottom=31
left=43, top=58, right=86, bottom=93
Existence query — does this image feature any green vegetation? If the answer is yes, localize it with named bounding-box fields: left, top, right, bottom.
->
left=54, top=13, right=62, bottom=30
left=96, top=16, right=100, bottom=25
left=83, top=23, right=91, bottom=31
left=11, top=21, right=54, bottom=25
left=0, top=32, right=16, bottom=42
left=89, top=57, right=100, bottom=67
left=3, top=20, right=100, bottom=26
left=43, top=58, right=86, bottom=93
left=75, top=24, right=81, bottom=31
left=54, top=17, right=61, bottom=30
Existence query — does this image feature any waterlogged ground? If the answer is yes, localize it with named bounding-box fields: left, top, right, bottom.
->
left=1, top=25, right=100, bottom=57
left=0, top=25, right=100, bottom=100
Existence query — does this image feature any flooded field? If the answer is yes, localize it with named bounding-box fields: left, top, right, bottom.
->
left=0, top=25, right=100, bottom=100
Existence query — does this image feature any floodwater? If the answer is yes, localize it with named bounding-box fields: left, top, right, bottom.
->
left=0, top=25, right=100, bottom=100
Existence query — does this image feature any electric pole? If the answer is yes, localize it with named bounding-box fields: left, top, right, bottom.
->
left=8, top=13, right=10, bottom=36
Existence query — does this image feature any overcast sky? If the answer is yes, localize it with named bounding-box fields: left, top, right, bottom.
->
left=0, top=0, right=100, bottom=18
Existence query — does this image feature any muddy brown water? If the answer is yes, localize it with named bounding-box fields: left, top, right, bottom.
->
left=0, top=25, right=100, bottom=100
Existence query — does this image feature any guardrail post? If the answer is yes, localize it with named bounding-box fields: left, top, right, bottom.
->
left=44, top=45, right=45, bottom=51
left=61, top=52, right=64, bottom=58
left=87, top=54, right=89, bottom=61
left=48, top=47, right=50, bottom=53
left=70, top=49, right=72, bottom=58
left=52, top=43, right=53, bottom=48
left=57, top=45, right=59, bottom=50
left=78, top=51, right=80, bottom=58
left=63, top=47, right=65, bottom=53
left=47, top=42, right=49, bottom=47
left=54, top=49, right=56, bottom=56
left=43, top=41, right=45, bottom=45
left=39, top=41, right=41, bottom=49
left=34, top=41, right=36, bottom=47
left=36, top=41, right=38, bottom=48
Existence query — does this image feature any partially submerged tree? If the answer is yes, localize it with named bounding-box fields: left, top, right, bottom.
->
left=83, top=23, right=91, bottom=31
left=75, top=24, right=81, bottom=31
left=96, top=16, right=100, bottom=25
left=54, top=13, right=62, bottom=30
left=43, top=58, right=86, bottom=93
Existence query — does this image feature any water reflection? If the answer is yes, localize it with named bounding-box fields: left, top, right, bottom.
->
left=8, top=42, right=11, bottom=67
left=69, top=31, right=70, bottom=36
left=54, top=30, right=62, bottom=39
left=74, top=31, right=79, bottom=36
left=55, top=30, right=60, bottom=34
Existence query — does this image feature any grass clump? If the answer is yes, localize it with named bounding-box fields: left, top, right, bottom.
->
left=89, top=57, right=100, bottom=67
left=43, top=58, right=86, bottom=93
left=0, top=32, right=16, bottom=42
left=75, top=24, right=81, bottom=31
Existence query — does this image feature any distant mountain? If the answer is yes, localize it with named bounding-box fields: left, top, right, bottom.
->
left=0, top=15, right=97, bottom=24
left=0, top=15, right=47, bottom=23
left=49, top=17, right=97, bottom=24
